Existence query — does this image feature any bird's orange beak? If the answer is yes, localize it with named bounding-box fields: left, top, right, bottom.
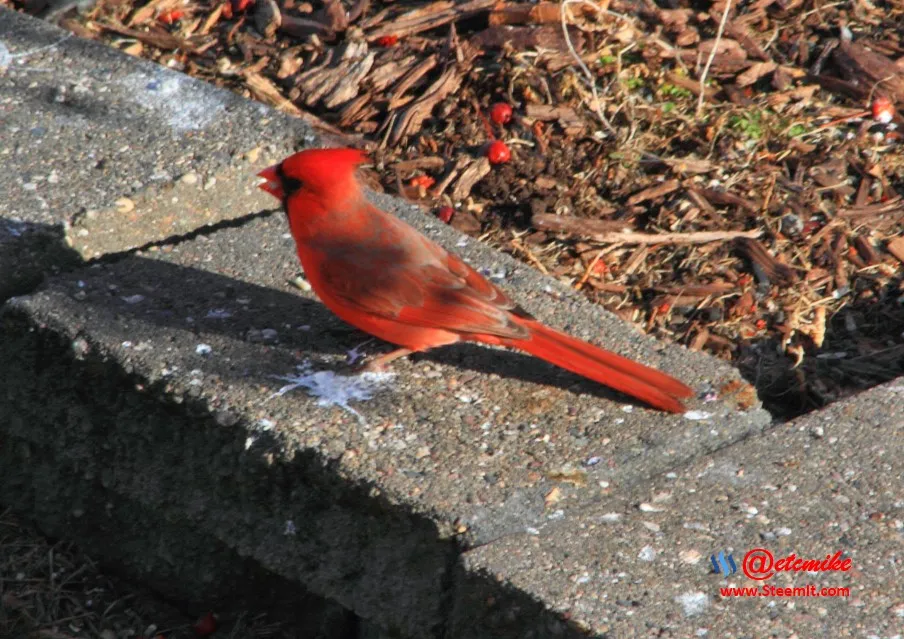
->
left=257, top=164, right=284, bottom=200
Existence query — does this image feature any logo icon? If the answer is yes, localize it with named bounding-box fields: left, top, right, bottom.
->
left=710, top=551, right=737, bottom=577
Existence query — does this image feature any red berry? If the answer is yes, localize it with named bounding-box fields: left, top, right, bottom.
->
left=158, top=9, right=184, bottom=24
left=436, top=206, right=454, bottom=223
left=232, top=0, right=254, bottom=13
left=376, top=35, right=399, bottom=47
left=486, top=141, right=511, bottom=165
left=489, top=102, right=513, bottom=125
left=872, top=96, right=894, bottom=123
left=409, top=175, right=435, bottom=189
left=193, top=612, right=218, bottom=637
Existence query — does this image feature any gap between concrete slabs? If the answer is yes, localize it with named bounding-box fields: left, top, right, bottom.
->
left=0, top=7, right=312, bottom=299
left=1, top=186, right=770, bottom=636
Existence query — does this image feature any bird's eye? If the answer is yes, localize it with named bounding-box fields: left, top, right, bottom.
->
left=276, top=163, right=303, bottom=197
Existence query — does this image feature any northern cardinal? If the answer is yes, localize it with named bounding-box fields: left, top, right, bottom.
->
left=258, top=148, right=693, bottom=412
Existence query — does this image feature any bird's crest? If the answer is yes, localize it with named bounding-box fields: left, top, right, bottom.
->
left=280, top=147, right=368, bottom=195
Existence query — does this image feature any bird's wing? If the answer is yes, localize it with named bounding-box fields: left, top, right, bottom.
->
left=315, top=247, right=531, bottom=340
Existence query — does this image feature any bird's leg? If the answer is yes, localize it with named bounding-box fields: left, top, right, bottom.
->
left=361, top=347, right=413, bottom=372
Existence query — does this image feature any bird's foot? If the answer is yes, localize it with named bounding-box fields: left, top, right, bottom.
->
left=360, top=347, right=413, bottom=372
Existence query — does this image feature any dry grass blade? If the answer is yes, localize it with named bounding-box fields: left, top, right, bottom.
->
left=548, top=226, right=762, bottom=245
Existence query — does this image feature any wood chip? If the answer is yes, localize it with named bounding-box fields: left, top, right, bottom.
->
left=368, top=0, right=496, bottom=40
left=489, top=2, right=563, bottom=26
left=97, top=21, right=198, bottom=52
left=452, top=158, right=491, bottom=201
left=296, top=41, right=375, bottom=109
left=836, top=196, right=904, bottom=220
left=245, top=70, right=304, bottom=115
left=735, top=238, right=799, bottom=286
left=127, top=0, right=176, bottom=27
left=388, top=54, right=438, bottom=109
left=471, top=25, right=584, bottom=53
left=653, top=283, right=737, bottom=296
left=832, top=39, right=904, bottom=104
left=367, top=54, right=420, bottom=92
left=693, top=187, right=760, bottom=213
left=388, top=65, right=462, bottom=145
left=886, top=237, right=904, bottom=264
left=627, top=180, right=680, bottom=206
left=244, top=70, right=346, bottom=136
left=724, top=19, right=772, bottom=61
left=532, top=213, right=632, bottom=236
left=664, top=71, right=719, bottom=100
left=853, top=235, right=882, bottom=266
left=736, top=61, right=777, bottom=87
left=690, top=328, right=710, bottom=351
left=394, top=156, right=447, bottom=171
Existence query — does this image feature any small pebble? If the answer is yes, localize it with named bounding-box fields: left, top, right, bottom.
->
left=639, top=503, right=665, bottom=513
left=675, top=592, right=709, bottom=617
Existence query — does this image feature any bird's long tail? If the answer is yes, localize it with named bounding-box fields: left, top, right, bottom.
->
left=502, top=320, right=693, bottom=413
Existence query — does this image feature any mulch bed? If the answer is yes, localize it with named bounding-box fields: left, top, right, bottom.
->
left=7, top=0, right=904, bottom=418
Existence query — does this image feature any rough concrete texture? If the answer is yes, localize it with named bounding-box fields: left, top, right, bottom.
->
left=455, top=378, right=904, bottom=637
left=1, top=197, right=767, bottom=636
left=0, top=6, right=310, bottom=290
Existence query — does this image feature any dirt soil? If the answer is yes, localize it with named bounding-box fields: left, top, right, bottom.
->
left=7, top=0, right=904, bottom=418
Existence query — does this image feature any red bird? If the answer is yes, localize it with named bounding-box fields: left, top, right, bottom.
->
left=258, top=148, right=693, bottom=412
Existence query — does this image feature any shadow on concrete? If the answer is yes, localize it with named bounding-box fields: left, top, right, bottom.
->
left=0, top=218, right=82, bottom=302
left=53, top=252, right=669, bottom=410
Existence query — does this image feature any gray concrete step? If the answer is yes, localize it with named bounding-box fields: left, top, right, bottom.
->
left=1, top=6, right=307, bottom=296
